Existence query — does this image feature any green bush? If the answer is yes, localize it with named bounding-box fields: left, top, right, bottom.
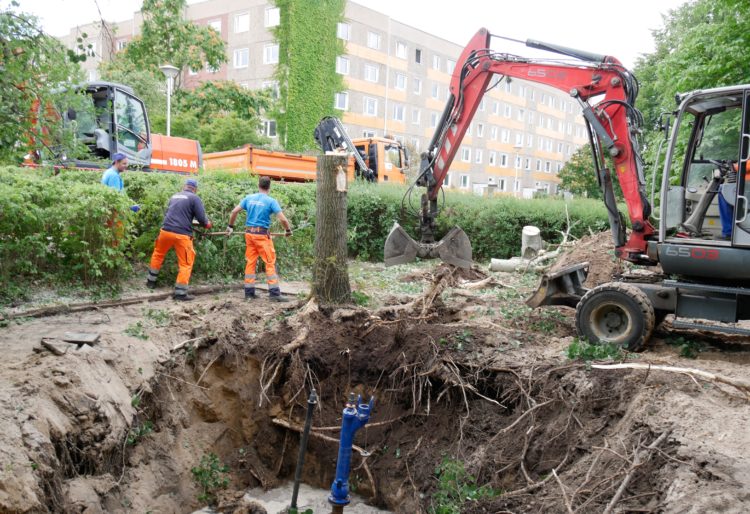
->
left=0, top=167, right=611, bottom=301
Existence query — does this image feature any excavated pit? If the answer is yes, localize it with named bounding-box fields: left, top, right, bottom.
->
left=3, top=261, right=750, bottom=513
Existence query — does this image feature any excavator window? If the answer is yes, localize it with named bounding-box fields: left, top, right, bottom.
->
left=114, top=90, right=148, bottom=152
left=384, top=143, right=401, bottom=168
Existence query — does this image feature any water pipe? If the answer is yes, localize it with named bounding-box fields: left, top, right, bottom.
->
left=329, top=392, right=375, bottom=513
left=288, top=388, right=317, bottom=514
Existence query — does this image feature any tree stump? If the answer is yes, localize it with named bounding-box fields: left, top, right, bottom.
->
left=311, top=155, right=352, bottom=304
left=521, top=225, right=542, bottom=259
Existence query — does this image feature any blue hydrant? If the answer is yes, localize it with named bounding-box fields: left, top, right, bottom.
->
left=329, top=392, right=375, bottom=510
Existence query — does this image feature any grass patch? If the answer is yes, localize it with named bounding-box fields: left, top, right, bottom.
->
left=429, top=457, right=500, bottom=514
left=566, top=338, right=626, bottom=361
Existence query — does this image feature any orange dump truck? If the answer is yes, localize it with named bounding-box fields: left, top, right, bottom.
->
left=203, top=137, right=408, bottom=184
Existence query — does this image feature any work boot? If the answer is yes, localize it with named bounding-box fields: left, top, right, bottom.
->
left=269, top=295, right=290, bottom=303
left=173, top=294, right=194, bottom=302
left=146, top=280, right=156, bottom=290
left=245, top=288, right=257, bottom=300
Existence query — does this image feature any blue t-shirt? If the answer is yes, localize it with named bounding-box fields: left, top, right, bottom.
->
left=101, top=167, right=123, bottom=192
left=240, top=193, right=281, bottom=229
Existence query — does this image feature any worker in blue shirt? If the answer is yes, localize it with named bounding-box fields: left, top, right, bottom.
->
left=227, top=176, right=292, bottom=301
left=101, top=153, right=127, bottom=191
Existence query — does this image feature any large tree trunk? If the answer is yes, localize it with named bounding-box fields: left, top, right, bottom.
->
left=311, top=155, right=351, bottom=304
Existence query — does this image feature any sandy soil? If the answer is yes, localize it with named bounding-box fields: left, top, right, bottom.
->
left=0, top=250, right=749, bottom=513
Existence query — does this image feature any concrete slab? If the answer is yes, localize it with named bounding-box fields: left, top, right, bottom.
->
left=244, top=482, right=391, bottom=514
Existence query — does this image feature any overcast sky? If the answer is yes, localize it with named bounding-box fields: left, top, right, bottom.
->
left=18, top=0, right=690, bottom=68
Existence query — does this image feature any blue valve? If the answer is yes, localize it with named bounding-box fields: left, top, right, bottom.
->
left=328, top=393, right=375, bottom=507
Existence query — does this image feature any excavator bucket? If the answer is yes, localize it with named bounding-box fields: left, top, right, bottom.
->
left=526, top=262, right=589, bottom=309
left=384, top=223, right=473, bottom=268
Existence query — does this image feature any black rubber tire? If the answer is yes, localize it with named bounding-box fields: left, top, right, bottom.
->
left=575, top=282, right=655, bottom=352
left=654, top=309, right=669, bottom=328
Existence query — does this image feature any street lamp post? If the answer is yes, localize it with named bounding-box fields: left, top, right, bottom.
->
left=159, top=64, right=179, bottom=136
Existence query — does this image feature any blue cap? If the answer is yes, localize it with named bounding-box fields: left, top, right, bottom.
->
left=112, top=152, right=127, bottom=163
left=185, top=178, right=198, bottom=188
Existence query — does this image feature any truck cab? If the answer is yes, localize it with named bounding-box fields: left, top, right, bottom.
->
left=352, top=136, right=408, bottom=184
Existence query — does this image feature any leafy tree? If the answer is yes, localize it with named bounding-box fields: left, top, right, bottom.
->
left=558, top=144, right=623, bottom=200
left=273, top=0, right=346, bottom=151
left=121, top=0, right=226, bottom=89
left=99, top=59, right=166, bottom=120
left=0, top=2, right=90, bottom=163
left=174, top=81, right=272, bottom=122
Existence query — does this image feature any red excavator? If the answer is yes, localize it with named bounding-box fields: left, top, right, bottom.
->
left=385, top=28, right=750, bottom=350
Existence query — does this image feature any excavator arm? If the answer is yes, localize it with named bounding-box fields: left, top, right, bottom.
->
left=386, top=28, right=656, bottom=267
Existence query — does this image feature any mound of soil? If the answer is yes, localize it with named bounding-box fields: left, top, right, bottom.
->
left=551, top=231, right=624, bottom=287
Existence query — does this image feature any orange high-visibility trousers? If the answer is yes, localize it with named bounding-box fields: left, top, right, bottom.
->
left=244, top=233, right=280, bottom=295
left=148, top=229, right=196, bottom=295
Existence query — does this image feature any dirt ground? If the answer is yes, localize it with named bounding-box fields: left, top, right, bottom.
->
left=1, top=240, right=750, bottom=513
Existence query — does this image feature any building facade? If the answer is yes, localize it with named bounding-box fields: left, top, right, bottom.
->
left=58, top=0, right=588, bottom=195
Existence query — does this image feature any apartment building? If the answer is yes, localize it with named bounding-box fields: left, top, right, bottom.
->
left=58, top=0, right=588, bottom=196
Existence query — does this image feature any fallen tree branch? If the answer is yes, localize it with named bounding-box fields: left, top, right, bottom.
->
left=602, top=431, right=669, bottom=514
left=591, top=363, right=750, bottom=399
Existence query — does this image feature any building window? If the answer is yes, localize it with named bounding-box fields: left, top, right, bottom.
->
left=517, top=108, right=525, bottom=122
left=233, top=48, right=249, bottom=68
left=262, top=80, right=279, bottom=99
left=515, top=180, right=521, bottom=192
left=431, top=83, right=439, bottom=99
left=476, top=123, right=484, bottom=138
left=557, top=142, right=564, bottom=153
left=493, top=101, right=500, bottom=115
left=263, top=120, right=277, bottom=138
left=446, top=59, right=456, bottom=74
left=478, top=98, right=485, bottom=112
left=519, top=85, right=526, bottom=98
left=413, top=77, right=422, bottom=95
left=363, top=130, right=376, bottom=138
left=460, top=174, right=469, bottom=188
left=234, top=12, right=249, bottom=33
left=116, top=39, right=128, bottom=51
left=557, top=162, right=563, bottom=172
left=536, top=159, right=542, bottom=171
left=396, top=41, right=407, bottom=59
left=335, top=92, right=348, bottom=111
left=364, top=63, right=379, bottom=82
left=430, top=112, right=438, bottom=128
left=415, top=48, right=422, bottom=64
left=527, top=134, right=533, bottom=147
left=240, top=82, right=250, bottom=89
left=467, top=123, right=472, bottom=136
left=504, top=105, right=512, bottom=118
left=489, top=151, right=497, bottom=166
left=461, top=147, right=470, bottom=162
left=88, top=69, right=97, bottom=81
left=367, top=31, right=381, bottom=49
left=499, top=178, right=506, bottom=191
left=515, top=155, right=522, bottom=168
left=475, top=149, right=482, bottom=164
left=444, top=173, right=451, bottom=186
left=545, top=161, right=551, bottom=172
left=538, top=115, right=545, bottom=127
left=500, top=153, right=508, bottom=167
left=363, top=96, right=377, bottom=116
left=336, top=56, right=350, bottom=75
left=412, top=108, right=421, bottom=125
left=263, top=44, right=279, bottom=64
left=393, top=104, right=405, bottom=122
left=265, top=7, right=280, bottom=27
left=515, top=133, right=523, bottom=146
left=505, top=80, right=512, bottom=93
left=208, top=19, right=221, bottom=33
left=490, top=126, right=498, bottom=140
left=395, top=73, right=407, bottom=90
left=337, top=22, right=350, bottom=40
left=501, top=129, right=510, bottom=143
left=411, top=138, right=420, bottom=151
left=528, top=111, right=534, bottom=124
left=530, top=89, right=535, bottom=101
left=432, top=54, right=440, bottom=70
left=524, top=158, right=531, bottom=170
left=207, top=64, right=219, bottom=74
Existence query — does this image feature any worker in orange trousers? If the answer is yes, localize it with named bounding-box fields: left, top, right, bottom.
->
left=147, top=179, right=212, bottom=301
left=227, top=176, right=292, bottom=301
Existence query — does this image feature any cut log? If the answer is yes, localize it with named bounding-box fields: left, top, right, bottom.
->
left=490, top=257, right=526, bottom=272
left=521, top=225, right=542, bottom=259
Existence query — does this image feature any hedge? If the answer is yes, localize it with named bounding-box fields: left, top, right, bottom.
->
left=0, top=167, right=611, bottom=301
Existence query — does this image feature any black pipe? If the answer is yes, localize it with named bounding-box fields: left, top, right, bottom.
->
left=290, top=389, right=318, bottom=513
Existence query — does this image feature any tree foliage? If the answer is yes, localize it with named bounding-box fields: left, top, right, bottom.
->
left=0, top=3, right=89, bottom=163
left=122, top=0, right=226, bottom=89
left=273, top=0, right=345, bottom=151
left=635, top=0, right=750, bottom=168
left=559, top=145, right=600, bottom=199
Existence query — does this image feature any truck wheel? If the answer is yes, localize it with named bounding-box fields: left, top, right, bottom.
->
left=575, top=283, right=655, bottom=352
